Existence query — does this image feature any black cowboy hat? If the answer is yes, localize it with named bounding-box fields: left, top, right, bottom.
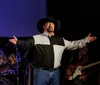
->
left=37, top=17, right=61, bottom=33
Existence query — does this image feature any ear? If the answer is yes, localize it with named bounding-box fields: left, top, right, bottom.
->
left=42, top=25, right=45, bottom=31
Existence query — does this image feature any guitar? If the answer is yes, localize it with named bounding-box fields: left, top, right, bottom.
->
left=66, top=61, right=100, bottom=80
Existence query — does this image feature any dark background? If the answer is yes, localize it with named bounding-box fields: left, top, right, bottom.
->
left=47, top=0, right=100, bottom=61
left=47, top=0, right=100, bottom=85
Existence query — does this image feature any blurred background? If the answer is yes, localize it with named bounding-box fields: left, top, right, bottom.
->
left=0, top=0, right=100, bottom=85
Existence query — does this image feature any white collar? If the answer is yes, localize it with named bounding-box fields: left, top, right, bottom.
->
left=43, top=31, right=55, bottom=36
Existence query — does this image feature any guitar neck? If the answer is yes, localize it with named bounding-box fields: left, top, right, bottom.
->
left=81, top=61, right=100, bottom=70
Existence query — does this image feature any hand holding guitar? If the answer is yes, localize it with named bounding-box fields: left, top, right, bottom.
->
left=66, top=61, right=100, bottom=80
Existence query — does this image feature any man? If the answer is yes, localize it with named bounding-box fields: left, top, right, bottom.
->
left=9, top=17, right=97, bottom=85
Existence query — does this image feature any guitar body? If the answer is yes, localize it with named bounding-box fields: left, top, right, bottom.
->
left=65, top=63, right=87, bottom=80
left=65, top=60, right=100, bottom=80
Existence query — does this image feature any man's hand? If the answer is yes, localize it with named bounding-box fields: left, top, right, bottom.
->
left=9, top=36, right=17, bottom=45
left=87, top=33, right=97, bottom=42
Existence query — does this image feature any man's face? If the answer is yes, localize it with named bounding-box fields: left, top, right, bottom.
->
left=43, top=22, right=55, bottom=33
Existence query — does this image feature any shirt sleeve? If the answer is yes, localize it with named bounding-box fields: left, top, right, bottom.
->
left=16, top=37, right=35, bottom=50
left=63, top=37, right=90, bottom=50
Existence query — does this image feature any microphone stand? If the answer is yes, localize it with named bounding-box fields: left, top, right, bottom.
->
left=22, top=50, right=28, bottom=85
left=15, top=46, right=20, bottom=85
left=18, top=50, right=29, bottom=85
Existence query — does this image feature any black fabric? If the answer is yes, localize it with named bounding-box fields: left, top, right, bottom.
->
left=17, top=35, right=64, bottom=69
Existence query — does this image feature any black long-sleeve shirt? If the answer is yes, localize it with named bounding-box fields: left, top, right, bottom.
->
left=17, top=32, right=89, bottom=69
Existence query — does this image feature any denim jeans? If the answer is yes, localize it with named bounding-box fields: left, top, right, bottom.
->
left=33, top=68, right=60, bottom=85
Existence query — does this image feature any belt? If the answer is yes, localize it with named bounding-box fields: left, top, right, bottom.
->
left=37, top=67, right=59, bottom=71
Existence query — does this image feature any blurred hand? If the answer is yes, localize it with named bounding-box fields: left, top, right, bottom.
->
left=79, top=75, right=87, bottom=81
left=87, top=33, right=97, bottom=42
left=9, top=36, right=17, bottom=45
